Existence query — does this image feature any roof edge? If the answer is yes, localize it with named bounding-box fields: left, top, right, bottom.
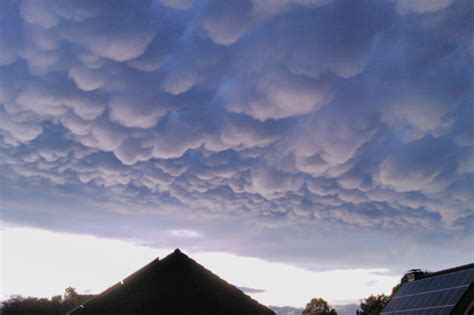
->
left=419, top=262, right=474, bottom=279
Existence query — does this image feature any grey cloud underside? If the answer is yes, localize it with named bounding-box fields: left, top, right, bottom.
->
left=0, top=0, right=473, bottom=265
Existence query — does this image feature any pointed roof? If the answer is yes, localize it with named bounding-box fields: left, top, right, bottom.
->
left=68, top=249, right=275, bottom=315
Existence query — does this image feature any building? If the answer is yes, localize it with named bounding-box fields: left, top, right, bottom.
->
left=68, top=249, right=275, bottom=315
left=381, top=263, right=474, bottom=315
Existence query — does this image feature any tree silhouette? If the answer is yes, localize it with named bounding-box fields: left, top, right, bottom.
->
left=64, top=287, right=80, bottom=304
left=1, top=295, right=66, bottom=315
left=357, top=294, right=391, bottom=315
left=0, top=287, right=96, bottom=315
left=302, top=297, right=337, bottom=315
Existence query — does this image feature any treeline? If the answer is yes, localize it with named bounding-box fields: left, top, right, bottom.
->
left=1, top=287, right=95, bottom=315
left=301, top=279, right=402, bottom=315
left=1, top=288, right=395, bottom=315
left=302, top=294, right=390, bottom=315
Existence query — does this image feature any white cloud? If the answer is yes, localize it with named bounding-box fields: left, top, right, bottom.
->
left=226, top=70, right=331, bottom=120
left=108, top=95, right=167, bottom=129
left=20, top=0, right=60, bottom=28
left=161, top=70, right=197, bottom=95
left=396, top=0, right=454, bottom=14
left=68, top=65, right=107, bottom=91
left=201, top=0, right=254, bottom=45
left=0, top=109, right=43, bottom=142
left=160, top=0, right=195, bottom=10
left=170, top=229, right=201, bottom=238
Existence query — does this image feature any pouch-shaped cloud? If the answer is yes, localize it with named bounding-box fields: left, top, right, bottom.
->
left=0, top=0, right=472, bottom=272
left=161, top=70, right=197, bottom=95
left=396, top=0, right=454, bottom=14
left=225, top=70, right=332, bottom=120
left=201, top=0, right=255, bottom=45
left=161, top=0, right=196, bottom=10
left=68, top=65, right=107, bottom=91
left=0, top=108, right=43, bottom=143
left=20, top=0, right=60, bottom=28
left=377, top=137, right=455, bottom=193
left=108, top=95, right=169, bottom=129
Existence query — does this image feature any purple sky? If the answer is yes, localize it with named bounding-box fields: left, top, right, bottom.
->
left=0, top=0, right=473, bottom=286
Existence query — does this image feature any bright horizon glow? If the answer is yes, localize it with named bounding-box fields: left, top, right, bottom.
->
left=0, top=225, right=400, bottom=308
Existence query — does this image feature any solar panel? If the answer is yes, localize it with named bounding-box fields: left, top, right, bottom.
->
left=381, top=266, right=474, bottom=315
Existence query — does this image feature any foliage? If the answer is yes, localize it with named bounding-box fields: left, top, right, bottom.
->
left=357, top=294, right=391, bottom=315
left=0, top=287, right=96, bottom=315
left=390, top=283, right=402, bottom=296
left=303, top=297, right=338, bottom=315
left=1, top=295, right=67, bottom=315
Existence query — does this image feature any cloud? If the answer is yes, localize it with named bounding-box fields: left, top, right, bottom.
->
left=171, top=229, right=201, bottom=238
left=0, top=107, right=43, bottom=143
left=224, top=69, right=332, bottom=120
left=20, top=0, right=60, bottom=28
left=396, top=0, right=454, bottom=14
left=161, top=0, right=196, bottom=10
left=0, top=0, right=472, bottom=271
left=108, top=94, right=168, bottom=129
left=376, top=137, right=455, bottom=194
left=161, top=69, right=197, bottom=95
left=68, top=64, right=107, bottom=91
left=238, top=286, right=266, bottom=294
left=201, top=0, right=255, bottom=45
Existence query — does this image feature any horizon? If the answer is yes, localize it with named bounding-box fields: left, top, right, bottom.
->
left=1, top=226, right=400, bottom=308
left=0, top=0, right=473, bottom=311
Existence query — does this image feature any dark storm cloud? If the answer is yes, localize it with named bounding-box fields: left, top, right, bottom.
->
left=0, top=0, right=472, bottom=269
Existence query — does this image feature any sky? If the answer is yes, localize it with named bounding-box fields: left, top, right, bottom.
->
left=1, top=226, right=399, bottom=307
left=0, top=0, right=473, bottom=308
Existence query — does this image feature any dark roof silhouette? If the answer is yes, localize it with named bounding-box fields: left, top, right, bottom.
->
left=68, top=249, right=275, bottom=315
left=418, top=262, right=474, bottom=280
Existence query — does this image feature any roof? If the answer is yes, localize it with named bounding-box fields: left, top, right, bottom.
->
left=68, top=249, right=275, bottom=315
left=381, top=263, right=474, bottom=315
left=418, top=263, right=474, bottom=280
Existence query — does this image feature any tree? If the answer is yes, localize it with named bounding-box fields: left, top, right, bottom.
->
left=64, top=286, right=80, bottom=304
left=390, top=283, right=401, bottom=296
left=1, top=287, right=97, bottom=315
left=303, top=297, right=337, bottom=315
left=0, top=295, right=66, bottom=315
left=51, top=294, right=63, bottom=305
left=357, top=294, right=391, bottom=315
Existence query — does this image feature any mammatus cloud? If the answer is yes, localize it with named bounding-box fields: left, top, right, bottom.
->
left=0, top=0, right=472, bottom=270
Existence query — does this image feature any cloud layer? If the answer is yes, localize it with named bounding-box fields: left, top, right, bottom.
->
left=0, top=0, right=473, bottom=270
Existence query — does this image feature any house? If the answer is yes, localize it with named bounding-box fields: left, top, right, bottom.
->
left=68, top=249, right=275, bottom=315
left=381, top=263, right=474, bottom=315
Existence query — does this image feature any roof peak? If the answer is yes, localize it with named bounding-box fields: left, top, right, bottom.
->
left=68, top=248, right=275, bottom=314
left=166, top=248, right=189, bottom=260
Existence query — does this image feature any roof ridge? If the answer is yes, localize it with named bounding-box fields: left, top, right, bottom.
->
left=419, top=262, right=474, bottom=279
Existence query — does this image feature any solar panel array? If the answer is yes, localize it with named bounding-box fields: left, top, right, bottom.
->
left=381, top=267, right=474, bottom=315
